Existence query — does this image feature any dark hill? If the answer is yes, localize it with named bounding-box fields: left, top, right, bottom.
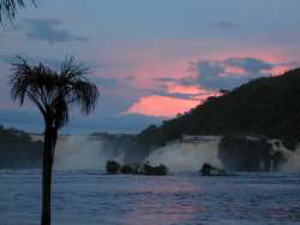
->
left=0, top=126, right=43, bottom=168
left=136, top=68, right=300, bottom=149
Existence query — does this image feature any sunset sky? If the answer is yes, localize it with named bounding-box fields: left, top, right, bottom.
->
left=0, top=0, right=300, bottom=133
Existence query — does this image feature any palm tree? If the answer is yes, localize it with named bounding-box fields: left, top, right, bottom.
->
left=10, top=56, right=99, bottom=225
left=0, top=0, right=35, bottom=22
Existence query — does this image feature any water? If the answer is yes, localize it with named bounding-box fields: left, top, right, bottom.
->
left=1, top=171, right=300, bottom=225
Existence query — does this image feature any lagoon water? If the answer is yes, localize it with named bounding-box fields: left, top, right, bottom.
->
left=1, top=171, right=300, bottom=225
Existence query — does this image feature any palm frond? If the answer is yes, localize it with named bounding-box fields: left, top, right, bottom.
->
left=0, top=0, right=35, bottom=23
left=59, top=56, right=99, bottom=114
left=61, top=56, right=89, bottom=79
left=10, top=56, right=99, bottom=130
left=70, top=79, right=99, bottom=114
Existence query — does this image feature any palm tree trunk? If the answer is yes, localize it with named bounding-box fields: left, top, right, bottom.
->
left=41, top=126, right=57, bottom=225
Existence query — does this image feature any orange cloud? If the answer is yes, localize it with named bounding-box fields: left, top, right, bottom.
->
left=125, top=95, right=200, bottom=117
left=166, top=84, right=207, bottom=95
left=269, top=65, right=290, bottom=76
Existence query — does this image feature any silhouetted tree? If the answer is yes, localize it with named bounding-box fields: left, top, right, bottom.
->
left=10, top=56, right=99, bottom=225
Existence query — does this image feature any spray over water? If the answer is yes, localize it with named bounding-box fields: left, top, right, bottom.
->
left=54, top=136, right=123, bottom=171
left=268, top=139, right=300, bottom=172
left=145, top=139, right=222, bottom=172
left=52, top=135, right=300, bottom=173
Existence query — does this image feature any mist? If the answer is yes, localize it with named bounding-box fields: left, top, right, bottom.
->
left=54, top=136, right=124, bottom=171
left=268, top=139, right=300, bottom=173
left=52, top=135, right=300, bottom=173
left=145, top=140, right=222, bottom=172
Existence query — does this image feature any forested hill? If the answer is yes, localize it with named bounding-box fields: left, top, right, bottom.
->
left=136, top=68, right=300, bottom=148
left=0, top=126, right=43, bottom=168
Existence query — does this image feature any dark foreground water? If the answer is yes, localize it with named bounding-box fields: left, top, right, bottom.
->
left=1, top=171, right=300, bottom=225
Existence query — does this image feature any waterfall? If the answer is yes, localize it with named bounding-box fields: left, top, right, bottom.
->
left=145, top=138, right=222, bottom=172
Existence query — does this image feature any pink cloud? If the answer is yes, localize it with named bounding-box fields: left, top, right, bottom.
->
left=166, top=84, right=207, bottom=95
left=92, top=39, right=299, bottom=118
left=269, top=65, right=291, bottom=76
left=125, top=95, right=200, bottom=117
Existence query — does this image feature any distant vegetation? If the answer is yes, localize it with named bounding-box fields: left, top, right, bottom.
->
left=136, top=68, right=300, bottom=150
left=105, top=160, right=168, bottom=176
left=0, top=125, right=42, bottom=168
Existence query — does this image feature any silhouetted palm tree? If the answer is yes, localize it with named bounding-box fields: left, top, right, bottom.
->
left=10, top=56, right=99, bottom=225
left=0, top=0, right=35, bottom=22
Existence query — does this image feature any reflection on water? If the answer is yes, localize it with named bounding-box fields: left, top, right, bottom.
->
left=124, top=176, right=201, bottom=225
left=1, top=171, right=300, bottom=225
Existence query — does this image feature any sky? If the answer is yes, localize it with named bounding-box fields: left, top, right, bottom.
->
left=0, top=0, right=300, bottom=134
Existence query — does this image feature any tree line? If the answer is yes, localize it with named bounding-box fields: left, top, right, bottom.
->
left=0, top=125, right=42, bottom=168
left=136, top=68, right=300, bottom=150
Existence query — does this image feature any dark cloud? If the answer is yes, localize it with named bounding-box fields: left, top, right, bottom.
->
left=24, top=19, right=88, bottom=44
left=187, top=60, right=228, bottom=89
left=159, top=92, right=207, bottom=100
left=196, top=61, right=225, bottom=78
left=179, top=58, right=275, bottom=90
left=153, top=58, right=271, bottom=90
left=225, top=58, right=273, bottom=74
left=154, top=77, right=177, bottom=82
left=146, top=80, right=211, bottom=101
left=210, top=21, right=237, bottom=29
